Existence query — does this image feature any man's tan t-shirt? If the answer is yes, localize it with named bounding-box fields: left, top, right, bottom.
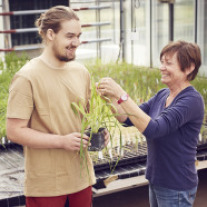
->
left=7, top=57, right=96, bottom=197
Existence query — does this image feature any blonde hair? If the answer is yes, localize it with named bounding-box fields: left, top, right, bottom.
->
left=35, top=5, right=79, bottom=41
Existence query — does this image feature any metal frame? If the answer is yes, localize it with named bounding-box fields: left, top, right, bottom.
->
left=149, top=0, right=153, bottom=68
left=119, top=0, right=125, bottom=60
left=0, top=0, right=202, bottom=66
left=0, top=38, right=112, bottom=52
left=2, top=0, right=11, bottom=50
left=0, top=22, right=111, bottom=34
left=0, top=5, right=111, bottom=16
left=168, top=2, right=174, bottom=41
left=95, top=0, right=101, bottom=58
left=194, top=0, right=198, bottom=43
left=0, top=2, right=112, bottom=54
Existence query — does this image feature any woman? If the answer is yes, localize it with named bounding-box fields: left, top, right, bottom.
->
left=97, top=40, right=204, bottom=207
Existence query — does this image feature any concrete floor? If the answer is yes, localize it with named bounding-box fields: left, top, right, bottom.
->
left=93, top=168, right=207, bottom=207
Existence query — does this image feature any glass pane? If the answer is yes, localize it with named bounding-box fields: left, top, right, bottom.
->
left=100, top=1, right=120, bottom=63
left=197, top=0, right=207, bottom=76
left=70, top=1, right=97, bottom=60
left=9, top=0, right=69, bottom=46
left=174, top=0, right=194, bottom=42
left=71, top=1, right=118, bottom=62
left=124, top=0, right=150, bottom=66
left=151, top=1, right=169, bottom=68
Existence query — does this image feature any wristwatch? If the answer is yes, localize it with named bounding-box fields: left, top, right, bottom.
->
left=117, top=93, right=129, bottom=104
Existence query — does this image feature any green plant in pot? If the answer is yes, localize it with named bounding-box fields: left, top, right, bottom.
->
left=71, top=81, right=119, bottom=151
left=85, top=128, right=105, bottom=151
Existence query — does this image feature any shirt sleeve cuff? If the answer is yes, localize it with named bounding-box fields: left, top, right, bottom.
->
left=122, top=117, right=134, bottom=127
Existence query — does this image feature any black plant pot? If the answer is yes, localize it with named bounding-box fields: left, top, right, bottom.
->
left=85, top=127, right=105, bottom=151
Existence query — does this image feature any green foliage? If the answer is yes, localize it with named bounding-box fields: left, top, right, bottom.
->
left=71, top=80, right=119, bottom=135
left=1, top=53, right=207, bottom=142
left=0, top=52, right=29, bottom=139
left=71, top=80, right=122, bottom=174
left=87, top=60, right=207, bottom=112
left=86, top=60, right=164, bottom=104
left=192, top=76, right=207, bottom=113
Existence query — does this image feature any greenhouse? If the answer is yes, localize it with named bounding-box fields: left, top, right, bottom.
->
left=0, top=0, right=207, bottom=207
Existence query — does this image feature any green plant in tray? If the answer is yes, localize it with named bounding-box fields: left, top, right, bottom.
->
left=71, top=80, right=120, bottom=152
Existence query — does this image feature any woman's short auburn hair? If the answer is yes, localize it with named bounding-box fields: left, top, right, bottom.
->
left=160, top=40, right=201, bottom=81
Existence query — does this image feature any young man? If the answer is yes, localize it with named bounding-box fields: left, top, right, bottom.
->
left=6, top=6, right=109, bottom=207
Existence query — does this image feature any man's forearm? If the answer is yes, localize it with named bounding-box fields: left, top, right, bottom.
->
left=6, top=118, right=63, bottom=149
left=7, top=125, right=64, bottom=149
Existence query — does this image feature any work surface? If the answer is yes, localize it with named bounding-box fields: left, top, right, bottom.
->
left=0, top=140, right=207, bottom=206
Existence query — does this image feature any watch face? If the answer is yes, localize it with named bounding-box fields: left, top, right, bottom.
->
left=121, top=94, right=128, bottom=101
left=117, top=94, right=128, bottom=104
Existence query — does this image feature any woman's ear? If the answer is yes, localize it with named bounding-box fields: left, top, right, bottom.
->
left=186, top=63, right=195, bottom=75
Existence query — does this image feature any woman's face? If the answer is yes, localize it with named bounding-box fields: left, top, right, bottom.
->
left=160, top=52, right=188, bottom=87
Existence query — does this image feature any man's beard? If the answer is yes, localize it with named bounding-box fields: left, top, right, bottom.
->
left=53, top=45, right=76, bottom=62
left=57, top=54, right=75, bottom=62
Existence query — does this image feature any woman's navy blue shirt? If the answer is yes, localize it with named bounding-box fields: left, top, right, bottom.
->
left=124, top=86, right=204, bottom=190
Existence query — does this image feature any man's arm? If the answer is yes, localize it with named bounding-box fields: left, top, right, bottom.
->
left=6, top=118, right=89, bottom=151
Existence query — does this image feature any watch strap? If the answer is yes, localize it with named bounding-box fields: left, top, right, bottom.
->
left=117, top=94, right=129, bottom=104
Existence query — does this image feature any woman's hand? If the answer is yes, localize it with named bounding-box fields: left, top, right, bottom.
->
left=97, top=77, right=126, bottom=100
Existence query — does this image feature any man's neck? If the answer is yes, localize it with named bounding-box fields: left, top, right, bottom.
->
left=40, top=49, right=68, bottom=69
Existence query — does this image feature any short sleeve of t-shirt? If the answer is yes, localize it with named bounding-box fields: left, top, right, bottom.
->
left=7, top=75, right=33, bottom=119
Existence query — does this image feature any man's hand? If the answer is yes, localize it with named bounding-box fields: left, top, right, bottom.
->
left=62, top=132, right=90, bottom=151
left=7, top=118, right=90, bottom=151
